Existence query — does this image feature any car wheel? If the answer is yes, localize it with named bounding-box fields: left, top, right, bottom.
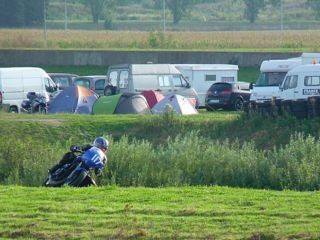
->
left=234, top=98, right=244, bottom=111
left=9, top=106, right=18, bottom=113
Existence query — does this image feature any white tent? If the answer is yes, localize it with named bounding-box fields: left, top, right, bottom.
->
left=152, top=94, right=198, bottom=115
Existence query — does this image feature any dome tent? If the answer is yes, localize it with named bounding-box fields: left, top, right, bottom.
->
left=113, top=92, right=151, bottom=114
left=48, top=86, right=98, bottom=114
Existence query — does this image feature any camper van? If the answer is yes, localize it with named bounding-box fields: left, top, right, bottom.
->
left=0, top=67, right=57, bottom=113
left=250, top=53, right=320, bottom=104
left=104, top=64, right=199, bottom=107
left=279, top=64, right=320, bottom=101
left=250, top=58, right=301, bottom=103
left=174, top=64, right=238, bottom=107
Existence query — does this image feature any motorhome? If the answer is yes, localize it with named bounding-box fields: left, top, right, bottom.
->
left=279, top=64, right=320, bottom=101
left=250, top=53, right=320, bottom=104
left=174, top=64, right=238, bottom=107
left=0, top=67, right=57, bottom=113
left=250, top=58, right=301, bottom=103
left=104, top=64, right=199, bottom=107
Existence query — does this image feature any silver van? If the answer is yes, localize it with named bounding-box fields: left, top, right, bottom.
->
left=103, top=64, right=199, bottom=107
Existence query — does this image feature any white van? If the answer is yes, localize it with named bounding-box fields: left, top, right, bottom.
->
left=0, top=67, right=57, bottom=113
left=174, top=64, right=238, bottom=107
left=104, top=64, right=199, bottom=107
left=250, top=58, right=301, bottom=103
left=250, top=53, right=320, bottom=104
left=279, top=64, right=320, bottom=101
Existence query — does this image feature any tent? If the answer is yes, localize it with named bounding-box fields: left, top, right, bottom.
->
left=92, top=94, right=122, bottom=114
left=114, top=92, right=151, bottom=114
left=152, top=94, right=198, bottom=115
left=48, top=86, right=98, bottom=114
left=141, top=90, right=164, bottom=108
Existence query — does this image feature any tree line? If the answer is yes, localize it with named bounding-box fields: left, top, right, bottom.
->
left=0, top=0, right=319, bottom=28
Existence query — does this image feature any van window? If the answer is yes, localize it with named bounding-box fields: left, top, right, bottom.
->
left=95, top=79, right=105, bottom=90
left=158, top=76, right=171, bottom=87
left=283, top=75, right=298, bottom=90
left=44, top=77, right=56, bottom=93
left=109, top=71, right=118, bottom=86
left=119, top=70, right=129, bottom=89
left=305, top=76, right=320, bottom=86
left=256, top=72, right=287, bottom=86
left=172, top=75, right=188, bottom=87
left=205, top=75, right=216, bottom=81
left=74, top=78, right=90, bottom=89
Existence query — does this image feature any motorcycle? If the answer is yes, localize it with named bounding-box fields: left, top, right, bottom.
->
left=21, top=92, right=48, bottom=114
left=43, top=146, right=103, bottom=187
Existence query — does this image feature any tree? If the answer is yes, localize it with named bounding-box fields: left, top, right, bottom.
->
left=243, top=0, right=265, bottom=23
left=0, top=0, right=43, bottom=27
left=307, top=0, right=320, bottom=20
left=164, top=0, right=193, bottom=25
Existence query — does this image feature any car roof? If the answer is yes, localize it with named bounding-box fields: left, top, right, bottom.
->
left=48, top=73, right=78, bottom=77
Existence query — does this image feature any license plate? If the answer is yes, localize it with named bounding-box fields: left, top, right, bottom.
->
left=209, top=99, right=219, bottom=103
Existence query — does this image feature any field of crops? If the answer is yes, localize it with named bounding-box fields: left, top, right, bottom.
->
left=0, top=29, right=319, bottom=52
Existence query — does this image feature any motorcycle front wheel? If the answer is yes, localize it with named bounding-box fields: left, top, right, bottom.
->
left=64, top=170, right=88, bottom=187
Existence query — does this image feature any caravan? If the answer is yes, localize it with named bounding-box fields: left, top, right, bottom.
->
left=174, top=64, right=238, bottom=107
left=0, top=67, right=57, bottom=113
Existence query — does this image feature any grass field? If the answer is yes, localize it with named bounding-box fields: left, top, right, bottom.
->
left=1, top=186, right=320, bottom=239
left=1, top=111, right=320, bottom=238
left=0, top=29, right=319, bottom=52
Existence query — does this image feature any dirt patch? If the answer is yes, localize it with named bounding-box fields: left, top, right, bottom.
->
left=11, top=118, right=64, bottom=126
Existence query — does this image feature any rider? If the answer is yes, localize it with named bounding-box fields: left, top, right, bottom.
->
left=50, top=137, right=109, bottom=178
left=80, top=137, right=109, bottom=177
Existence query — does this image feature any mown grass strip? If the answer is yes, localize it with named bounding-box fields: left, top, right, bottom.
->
left=0, top=186, right=319, bottom=239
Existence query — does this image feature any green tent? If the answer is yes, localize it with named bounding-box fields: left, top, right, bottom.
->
left=92, top=94, right=121, bottom=114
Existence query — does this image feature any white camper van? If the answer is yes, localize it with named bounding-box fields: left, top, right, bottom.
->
left=250, top=53, right=320, bottom=104
left=279, top=64, right=320, bottom=101
left=0, top=67, right=57, bottom=113
left=174, top=64, right=238, bottom=107
left=250, top=58, right=301, bottom=103
left=104, top=64, right=199, bottom=107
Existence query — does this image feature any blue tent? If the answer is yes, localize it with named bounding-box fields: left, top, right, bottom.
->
left=48, top=86, right=98, bottom=114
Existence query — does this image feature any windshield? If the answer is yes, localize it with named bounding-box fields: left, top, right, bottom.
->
left=255, top=72, right=287, bottom=87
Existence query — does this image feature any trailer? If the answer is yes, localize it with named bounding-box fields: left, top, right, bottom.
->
left=174, top=64, right=238, bottom=107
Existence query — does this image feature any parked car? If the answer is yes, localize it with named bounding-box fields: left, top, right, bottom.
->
left=48, top=73, right=78, bottom=90
left=205, top=82, right=251, bottom=111
left=73, top=75, right=106, bottom=96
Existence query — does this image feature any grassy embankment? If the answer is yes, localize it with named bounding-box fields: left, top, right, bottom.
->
left=0, top=186, right=319, bottom=239
left=1, top=111, right=320, bottom=190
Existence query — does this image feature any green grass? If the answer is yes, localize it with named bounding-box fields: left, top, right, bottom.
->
left=0, top=186, right=319, bottom=239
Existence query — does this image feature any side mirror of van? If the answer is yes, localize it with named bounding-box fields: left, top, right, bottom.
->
left=249, top=82, right=254, bottom=90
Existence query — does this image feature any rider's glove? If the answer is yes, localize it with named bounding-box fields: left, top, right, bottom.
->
left=70, top=145, right=79, bottom=152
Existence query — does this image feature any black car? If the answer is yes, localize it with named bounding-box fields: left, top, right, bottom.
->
left=205, top=82, right=251, bottom=111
